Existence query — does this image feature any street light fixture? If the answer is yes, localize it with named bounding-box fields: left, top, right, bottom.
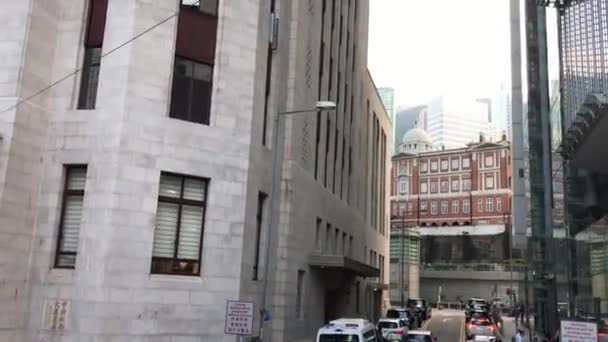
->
left=258, top=101, right=336, bottom=341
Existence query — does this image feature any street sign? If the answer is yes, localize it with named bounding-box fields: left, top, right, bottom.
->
left=560, top=320, right=598, bottom=342
left=225, top=301, right=255, bottom=336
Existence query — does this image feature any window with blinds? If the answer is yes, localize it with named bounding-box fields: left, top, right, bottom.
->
left=55, top=165, right=88, bottom=268
left=151, top=173, right=208, bottom=276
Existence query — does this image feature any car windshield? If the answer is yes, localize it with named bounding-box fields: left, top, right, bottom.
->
left=319, top=334, right=360, bottom=342
left=387, top=310, right=406, bottom=318
left=471, top=320, right=493, bottom=326
left=378, top=322, right=398, bottom=329
left=406, top=334, right=432, bottom=342
left=407, top=300, right=423, bottom=307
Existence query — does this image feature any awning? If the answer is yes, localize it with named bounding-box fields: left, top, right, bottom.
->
left=308, top=254, right=379, bottom=278
left=412, top=224, right=505, bottom=236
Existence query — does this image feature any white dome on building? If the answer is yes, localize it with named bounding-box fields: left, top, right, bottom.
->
left=400, top=128, right=434, bottom=153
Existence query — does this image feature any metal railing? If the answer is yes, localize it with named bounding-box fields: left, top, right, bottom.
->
left=421, top=262, right=526, bottom=272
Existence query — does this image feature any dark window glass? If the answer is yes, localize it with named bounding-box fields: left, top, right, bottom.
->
left=169, top=57, right=213, bottom=125
left=151, top=173, right=208, bottom=276
left=253, top=192, right=267, bottom=280
left=77, top=48, right=102, bottom=109
left=55, top=166, right=88, bottom=268
left=319, top=335, right=359, bottom=342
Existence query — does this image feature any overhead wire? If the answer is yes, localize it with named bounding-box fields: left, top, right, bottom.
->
left=0, top=1, right=201, bottom=115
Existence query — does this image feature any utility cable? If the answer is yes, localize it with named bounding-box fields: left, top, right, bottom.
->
left=0, top=1, right=200, bottom=115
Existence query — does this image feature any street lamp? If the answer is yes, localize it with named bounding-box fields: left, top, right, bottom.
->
left=258, top=101, right=336, bottom=341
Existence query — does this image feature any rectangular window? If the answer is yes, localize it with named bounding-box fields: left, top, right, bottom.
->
left=478, top=199, right=483, bottom=213
left=253, top=192, right=268, bottom=280
left=342, top=232, right=347, bottom=256
left=420, top=182, right=428, bottom=193
left=55, top=166, right=88, bottom=268
left=462, top=158, right=470, bottom=168
left=151, top=173, right=208, bottom=276
left=441, top=160, right=449, bottom=171
left=325, top=223, right=332, bottom=253
left=420, top=201, right=428, bottom=212
left=356, top=281, right=360, bottom=313
left=296, top=270, right=305, bottom=318
left=485, top=174, right=495, bottom=189
left=407, top=203, right=413, bottom=214
left=463, top=179, right=471, bottom=191
left=77, top=0, right=108, bottom=109
left=451, top=158, right=459, bottom=170
left=430, top=161, right=438, bottom=172
left=181, top=0, right=218, bottom=15
left=451, top=179, right=460, bottom=192
left=420, top=161, right=428, bottom=173
left=497, top=197, right=502, bottom=212
left=485, top=155, right=494, bottom=167
left=486, top=198, right=494, bottom=212
left=399, top=203, right=406, bottom=216
left=399, top=178, right=408, bottom=195
left=463, top=199, right=470, bottom=214
left=431, top=202, right=438, bottom=215
left=430, top=182, right=438, bottom=193
left=334, top=228, right=340, bottom=254
left=441, top=201, right=448, bottom=214
left=440, top=180, right=448, bottom=193
left=315, top=218, right=323, bottom=251
left=348, top=235, right=353, bottom=257
left=452, top=200, right=459, bottom=214
left=77, top=48, right=102, bottom=109
left=169, top=57, right=213, bottom=125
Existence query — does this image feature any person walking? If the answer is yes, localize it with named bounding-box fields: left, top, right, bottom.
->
left=511, top=329, right=525, bottom=342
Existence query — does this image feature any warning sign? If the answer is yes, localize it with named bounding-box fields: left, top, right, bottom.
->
left=560, top=320, right=598, bottom=342
left=225, top=301, right=255, bottom=336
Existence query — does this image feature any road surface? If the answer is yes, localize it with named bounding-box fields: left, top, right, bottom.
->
left=425, top=309, right=465, bottom=341
left=423, top=309, right=522, bottom=341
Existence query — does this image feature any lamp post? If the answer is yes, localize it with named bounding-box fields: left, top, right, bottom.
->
left=258, top=101, right=336, bottom=341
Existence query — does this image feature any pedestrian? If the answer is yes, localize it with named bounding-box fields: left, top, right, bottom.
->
left=511, top=329, right=525, bottom=342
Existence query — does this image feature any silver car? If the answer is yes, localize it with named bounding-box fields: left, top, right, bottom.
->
left=465, top=319, right=499, bottom=340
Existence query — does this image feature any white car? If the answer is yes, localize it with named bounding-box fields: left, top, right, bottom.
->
left=377, top=318, right=408, bottom=341
left=316, top=318, right=378, bottom=342
left=405, top=330, right=437, bottom=342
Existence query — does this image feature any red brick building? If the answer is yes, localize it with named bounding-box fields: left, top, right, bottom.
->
left=391, top=130, right=512, bottom=228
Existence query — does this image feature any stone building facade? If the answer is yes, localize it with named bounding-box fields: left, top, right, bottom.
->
left=0, top=0, right=390, bottom=341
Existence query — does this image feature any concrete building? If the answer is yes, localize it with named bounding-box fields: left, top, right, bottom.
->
left=390, top=127, right=513, bottom=302
left=0, top=1, right=390, bottom=341
left=426, top=95, right=493, bottom=148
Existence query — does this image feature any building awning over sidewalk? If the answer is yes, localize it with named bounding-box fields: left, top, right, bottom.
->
left=308, top=254, right=379, bottom=278
left=412, top=224, right=505, bottom=236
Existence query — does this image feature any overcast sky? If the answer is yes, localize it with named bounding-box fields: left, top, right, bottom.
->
left=368, top=0, right=559, bottom=110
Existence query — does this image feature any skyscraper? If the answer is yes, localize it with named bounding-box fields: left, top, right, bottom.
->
left=378, top=87, right=395, bottom=120
left=392, top=105, right=427, bottom=152
left=426, top=95, right=492, bottom=148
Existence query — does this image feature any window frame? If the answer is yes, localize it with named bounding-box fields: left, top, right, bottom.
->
left=420, top=161, right=428, bottom=173
left=485, top=174, right=495, bottom=189
left=151, top=172, right=209, bottom=276
left=486, top=198, right=494, bottom=212
left=420, top=182, right=428, bottom=194
left=54, top=165, right=88, bottom=269
left=169, top=56, right=214, bottom=125
left=430, top=160, right=438, bottom=172
left=451, top=179, right=460, bottom=192
left=430, top=182, right=438, bottom=193
left=440, top=180, right=448, bottom=193
left=463, top=179, right=471, bottom=191
left=431, top=201, right=438, bottom=215
left=478, top=199, right=483, bottom=213
left=452, top=200, right=459, bottom=214
left=497, top=197, right=502, bottom=212
left=180, top=0, right=219, bottom=16
left=451, top=158, right=459, bottom=170
left=440, top=159, right=448, bottom=171
left=420, top=201, right=428, bottom=212
left=463, top=199, right=470, bottom=214
left=462, top=157, right=470, bottom=169
left=441, top=201, right=448, bottom=215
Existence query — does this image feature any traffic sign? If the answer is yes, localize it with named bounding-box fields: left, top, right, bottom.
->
left=560, top=320, right=597, bottom=342
left=225, top=301, right=255, bottom=336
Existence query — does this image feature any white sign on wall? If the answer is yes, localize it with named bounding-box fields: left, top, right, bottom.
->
left=225, top=301, right=255, bottom=336
left=560, top=320, right=598, bottom=342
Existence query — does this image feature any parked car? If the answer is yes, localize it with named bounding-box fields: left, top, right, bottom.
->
left=407, top=298, right=432, bottom=321
left=386, top=308, right=421, bottom=329
left=316, top=318, right=378, bottom=342
left=405, top=330, right=437, bottom=342
left=465, top=318, right=500, bottom=341
left=377, top=318, right=409, bottom=341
